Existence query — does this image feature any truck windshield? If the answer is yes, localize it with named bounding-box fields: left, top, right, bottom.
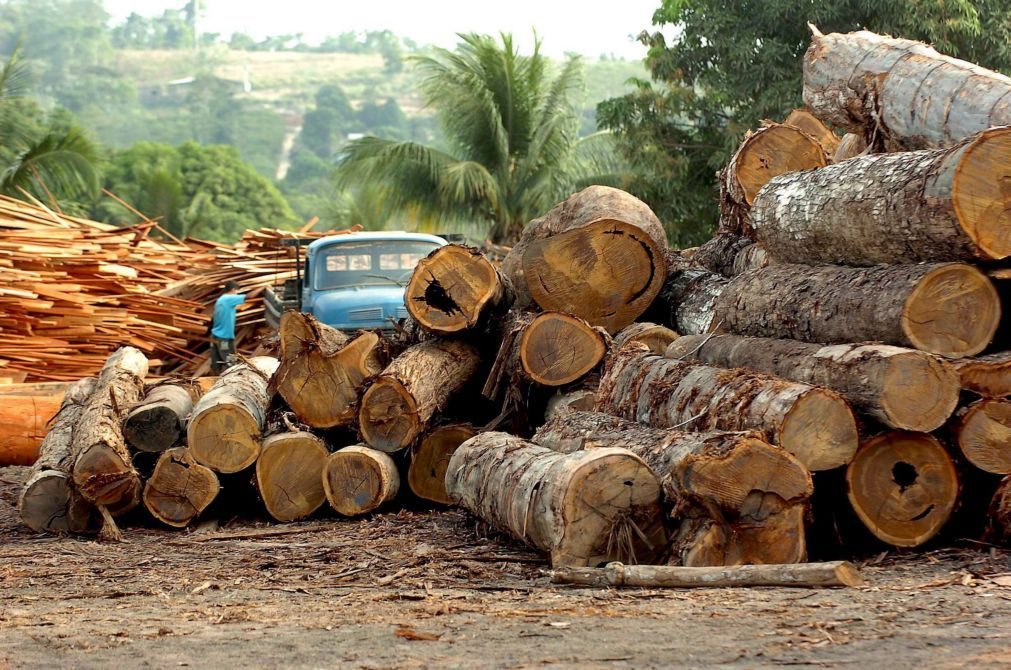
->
left=314, top=240, right=441, bottom=290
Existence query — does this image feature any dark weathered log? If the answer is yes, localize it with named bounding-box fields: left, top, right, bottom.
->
left=985, top=476, right=1011, bottom=545
left=691, top=234, right=769, bottom=278
left=446, top=431, right=667, bottom=567
left=666, top=335, right=960, bottom=432
left=72, top=347, right=149, bottom=512
left=783, top=109, right=841, bottom=156
left=952, top=352, right=1011, bottom=398
left=501, top=186, right=668, bottom=334
left=19, top=378, right=96, bottom=534
left=612, top=322, right=678, bottom=354
left=188, top=356, right=280, bottom=473
left=123, top=383, right=198, bottom=453
left=952, top=399, right=1011, bottom=475
left=833, top=133, right=867, bottom=162
left=256, top=430, right=329, bottom=522
left=597, top=344, right=858, bottom=471
left=750, top=128, right=1011, bottom=265
left=552, top=561, right=864, bottom=588
left=407, top=424, right=477, bottom=505
left=142, top=448, right=219, bottom=528
left=803, top=28, right=1011, bottom=150
left=323, top=445, right=399, bottom=516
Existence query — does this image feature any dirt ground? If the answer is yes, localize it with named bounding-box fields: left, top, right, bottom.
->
left=1, top=466, right=1010, bottom=669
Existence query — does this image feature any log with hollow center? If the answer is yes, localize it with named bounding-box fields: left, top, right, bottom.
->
left=142, top=448, right=219, bottom=528
left=322, top=445, right=399, bottom=516
left=952, top=399, right=1011, bottom=475
left=124, top=383, right=198, bottom=453
left=256, top=430, right=329, bottom=522
left=407, top=424, right=476, bottom=505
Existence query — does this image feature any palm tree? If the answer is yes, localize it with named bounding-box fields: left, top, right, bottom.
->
left=333, top=33, right=627, bottom=243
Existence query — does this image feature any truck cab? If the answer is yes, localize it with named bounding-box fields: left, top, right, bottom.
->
left=265, top=232, right=447, bottom=332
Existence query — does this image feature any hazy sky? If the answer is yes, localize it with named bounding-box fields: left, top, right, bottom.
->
left=103, top=0, right=659, bottom=59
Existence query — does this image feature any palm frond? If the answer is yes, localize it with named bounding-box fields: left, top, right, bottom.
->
left=1, top=126, right=101, bottom=202
left=0, top=44, right=30, bottom=102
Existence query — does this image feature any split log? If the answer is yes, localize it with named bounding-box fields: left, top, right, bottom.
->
left=188, top=356, right=280, bottom=473
left=501, top=185, right=668, bottom=334
left=274, top=311, right=383, bottom=428
left=952, top=400, right=1011, bottom=475
left=691, top=234, right=769, bottom=278
left=952, top=352, right=1011, bottom=398
left=322, top=445, right=399, bottom=516
left=749, top=127, right=1011, bottom=265
left=72, top=347, right=149, bottom=512
left=985, top=476, right=1011, bottom=545
left=846, top=432, right=959, bottom=548
left=142, top=448, right=219, bottom=528
left=359, top=339, right=481, bottom=452
left=407, top=424, right=477, bottom=505
left=783, top=109, right=840, bottom=156
left=18, top=378, right=96, bottom=534
left=123, top=383, right=198, bottom=453
left=405, top=244, right=512, bottom=334
left=718, top=124, right=827, bottom=235
left=552, top=561, right=863, bottom=588
left=532, top=411, right=812, bottom=566
left=446, top=431, right=667, bottom=567
left=612, top=322, right=678, bottom=354
left=803, top=28, right=1011, bottom=151
left=833, top=133, right=867, bottom=162
left=256, top=430, right=329, bottom=522
left=666, top=335, right=960, bottom=432
left=597, top=344, right=858, bottom=471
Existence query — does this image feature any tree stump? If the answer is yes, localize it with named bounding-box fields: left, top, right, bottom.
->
left=322, top=445, right=400, bottom=516
left=407, top=424, right=477, bottom=505
left=142, top=448, right=219, bottom=528
left=256, top=430, right=329, bottom=522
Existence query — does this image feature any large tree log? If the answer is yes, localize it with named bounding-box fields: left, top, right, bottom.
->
left=501, top=186, right=668, bottom=334
left=142, top=448, right=219, bottom=528
left=985, top=476, right=1011, bottom=546
left=0, top=392, right=64, bottom=466
left=803, top=28, right=1011, bottom=151
left=951, top=399, right=1011, bottom=475
left=359, top=339, right=481, bottom=452
left=952, top=352, right=1011, bottom=398
left=690, top=234, right=769, bottom=278
left=72, top=347, right=149, bottom=512
left=123, top=382, right=198, bottom=453
left=666, top=335, right=960, bottom=432
left=597, top=344, right=858, bottom=471
left=274, top=311, right=383, bottom=429
left=520, top=312, right=607, bottom=386
left=407, top=424, right=477, bottom=505
left=18, top=378, right=96, bottom=534
left=749, top=128, right=1011, bottom=265
left=256, top=430, right=329, bottom=522
left=612, top=322, right=678, bottom=354
left=446, top=431, right=668, bottom=567
left=532, top=411, right=812, bottom=566
left=188, top=356, right=280, bottom=473
left=846, top=432, right=959, bottom=548
left=322, top=445, right=400, bottom=516
left=405, top=244, right=513, bottom=334
left=552, top=561, right=863, bottom=588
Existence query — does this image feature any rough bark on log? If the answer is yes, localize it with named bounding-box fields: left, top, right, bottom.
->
left=985, top=476, right=1011, bottom=545
left=952, top=399, right=1011, bottom=475
left=359, top=339, right=481, bottom=452
left=274, top=311, right=383, bottom=429
left=803, top=28, right=1011, bottom=151
left=833, top=133, right=867, bottom=162
left=322, top=445, right=399, bottom=516
left=597, top=344, right=858, bottom=471
left=188, top=356, right=280, bottom=473
left=749, top=128, right=1011, bottom=265
left=552, top=561, right=863, bottom=588
left=123, top=383, right=198, bottom=453
left=407, top=424, right=476, bottom=505
left=501, top=186, right=668, bottom=334
left=256, top=430, right=329, bottom=522
left=846, top=432, right=959, bottom=548
left=72, top=347, right=149, bottom=512
left=612, top=322, right=678, bottom=354
left=783, top=109, right=841, bottom=156
left=18, top=378, right=96, bottom=534
left=446, top=431, right=667, bottom=567
left=691, top=234, right=769, bottom=278
left=405, top=244, right=513, bottom=334
left=142, top=447, right=219, bottom=528
left=952, top=352, right=1011, bottom=398
left=653, top=267, right=728, bottom=336
left=666, top=335, right=960, bottom=432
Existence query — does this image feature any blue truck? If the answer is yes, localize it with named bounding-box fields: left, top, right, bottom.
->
left=264, top=231, right=448, bottom=332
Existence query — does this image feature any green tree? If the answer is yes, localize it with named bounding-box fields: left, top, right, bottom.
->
left=299, top=84, right=356, bottom=159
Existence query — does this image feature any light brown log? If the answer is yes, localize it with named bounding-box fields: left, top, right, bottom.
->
left=666, top=335, right=960, bottom=432
left=446, top=431, right=668, bottom=567
left=833, top=133, right=867, bottom=162
left=123, top=383, right=197, bottom=453
left=783, top=109, right=840, bottom=156
left=322, top=445, right=399, bottom=516
left=846, top=432, right=959, bottom=548
left=749, top=128, right=1011, bottom=265
left=256, top=430, right=329, bottom=522
left=188, top=356, right=280, bottom=473
left=405, top=244, right=512, bottom=334
left=0, top=393, right=64, bottom=466
left=551, top=560, right=863, bottom=588
left=274, top=311, right=383, bottom=429
left=718, top=124, right=827, bottom=235
left=18, top=378, right=96, bottom=534
left=985, top=476, right=1011, bottom=545
left=803, top=28, right=1011, bottom=151
left=691, top=234, right=769, bottom=278
left=359, top=339, right=481, bottom=452
left=952, top=352, right=1011, bottom=398
left=501, top=185, right=668, bottom=334
left=671, top=506, right=808, bottom=567
left=612, top=322, right=678, bottom=354
left=72, top=347, right=149, bottom=512
left=597, top=344, right=858, bottom=471
left=520, top=312, right=607, bottom=386
left=952, top=399, right=1011, bottom=475
left=142, top=447, right=219, bottom=528
left=407, top=424, right=476, bottom=505
left=543, top=389, right=598, bottom=421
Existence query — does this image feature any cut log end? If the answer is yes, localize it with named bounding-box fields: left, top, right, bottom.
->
left=779, top=389, right=859, bottom=472
left=953, top=352, right=1011, bottom=398
left=846, top=432, right=959, bottom=548
left=406, top=245, right=504, bottom=333
left=902, top=264, right=1000, bottom=358
left=880, top=352, right=961, bottom=431
left=19, top=471, right=93, bottom=534
left=955, top=400, right=1011, bottom=475
left=359, top=377, right=420, bottom=452
left=953, top=127, right=1011, bottom=259
left=408, top=424, right=477, bottom=504
left=323, top=445, right=400, bottom=516
left=72, top=447, right=141, bottom=509
left=732, top=124, right=827, bottom=204
left=519, top=312, right=606, bottom=386
left=613, top=322, right=678, bottom=354
left=256, top=431, right=329, bottom=523
left=123, top=405, right=183, bottom=453
left=143, top=448, right=219, bottom=528
left=187, top=406, right=262, bottom=473
left=783, top=109, right=840, bottom=156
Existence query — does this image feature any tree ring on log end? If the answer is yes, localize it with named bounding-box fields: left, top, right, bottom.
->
left=956, top=400, right=1011, bottom=474
left=188, top=405, right=261, bottom=473
left=359, top=377, right=420, bottom=452
left=143, top=448, right=219, bottom=528
left=901, top=264, right=1000, bottom=358
left=519, top=312, right=607, bottom=386
left=406, top=245, right=501, bottom=333
left=880, top=352, right=961, bottom=431
left=953, top=127, right=1011, bottom=259
left=408, top=425, right=476, bottom=504
left=846, top=432, right=958, bottom=548
left=323, top=446, right=399, bottom=516
left=20, top=472, right=93, bottom=534
left=257, top=432, right=328, bottom=522
left=73, top=447, right=140, bottom=507
left=778, top=389, right=859, bottom=472
left=733, top=125, right=827, bottom=203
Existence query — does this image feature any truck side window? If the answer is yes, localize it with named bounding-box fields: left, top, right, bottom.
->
left=303, top=258, right=310, bottom=288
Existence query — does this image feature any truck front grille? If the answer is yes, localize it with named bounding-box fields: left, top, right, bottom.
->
left=348, top=307, right=383, bottom=322
left=396, top=307, right=409, bottom=320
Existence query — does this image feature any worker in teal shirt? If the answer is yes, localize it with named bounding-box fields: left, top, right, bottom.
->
left=210, top=280, right=246, bottom=373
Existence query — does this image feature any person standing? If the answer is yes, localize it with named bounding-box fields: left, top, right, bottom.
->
left=210, top=280, right=246, bottom=374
